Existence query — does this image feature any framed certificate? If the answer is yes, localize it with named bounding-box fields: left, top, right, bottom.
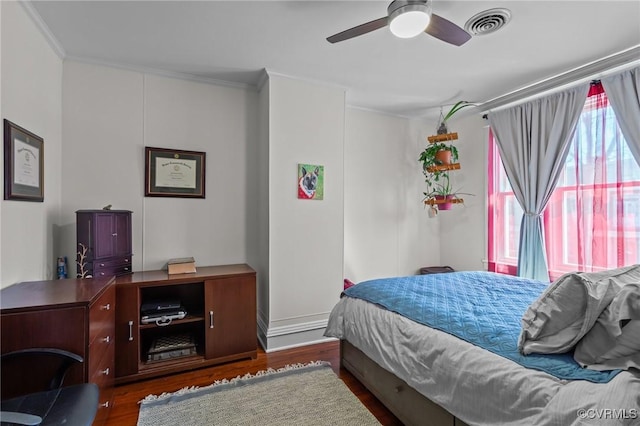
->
left=145, top=147, right=206, bottom=198
left=4, top=119, right=44, bottom=202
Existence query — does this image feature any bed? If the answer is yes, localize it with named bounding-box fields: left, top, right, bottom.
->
left=325, top=270, right=640, bottom=426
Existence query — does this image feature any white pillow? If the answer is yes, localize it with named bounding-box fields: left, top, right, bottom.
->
left=518, top=264, right=640, bottom=355
left=574, top=284, right=640, bottom=371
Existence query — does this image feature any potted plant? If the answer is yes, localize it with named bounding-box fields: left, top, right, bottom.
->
left=422, top=172, right=458, bottom=210
left=419, top=142, right=459, bottom=172
left=421, top=172, right=474, bottom=212
left=436, top=101, right=475, bottom=135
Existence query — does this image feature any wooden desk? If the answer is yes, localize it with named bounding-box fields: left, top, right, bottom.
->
left=1, top=277, right=115, bottom=424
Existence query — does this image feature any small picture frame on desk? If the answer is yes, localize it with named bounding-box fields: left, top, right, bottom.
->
left=145, top=147, right=206, bottom=198
left=3, top=119, right=44, bottom=202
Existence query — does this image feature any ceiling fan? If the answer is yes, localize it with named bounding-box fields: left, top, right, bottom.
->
left=327, top=0, right=471, bottom=46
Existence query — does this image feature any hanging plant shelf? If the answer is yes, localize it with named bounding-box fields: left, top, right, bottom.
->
left=425, top=163, right=461, bottom=173
left=424, top=197, right=465, bottom=206
left=427, top=132, right=458, bottom=143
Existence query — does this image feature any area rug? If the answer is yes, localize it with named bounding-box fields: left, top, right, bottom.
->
left=137, top=361, right=381, bottom=426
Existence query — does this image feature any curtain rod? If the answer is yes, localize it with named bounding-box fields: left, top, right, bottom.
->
left=479, top=46, right=639, bottom=115
left=482, top=79, right=605, bottom=119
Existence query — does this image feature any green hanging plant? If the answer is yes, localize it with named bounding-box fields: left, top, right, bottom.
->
left=437, top=101, right=476, bottom=134
left=418, top=142, right=459, bottom=172
left=443, top=101, right=475, bottom=122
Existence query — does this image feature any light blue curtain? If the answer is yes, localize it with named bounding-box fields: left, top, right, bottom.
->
left=601, top=67, right=640, bottom=166
left=489, top=85, right=589, bottom=282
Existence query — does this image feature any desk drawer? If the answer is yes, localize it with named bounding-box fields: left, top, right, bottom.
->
left=89, top=339, right=114, bottom=388
left=89, top=298, right=115, bottom=426
left=93, top=386, right=114, bottom=425
left=89, top=285, right=115, bottom=345
left=90, top=353, right=114, bottom=426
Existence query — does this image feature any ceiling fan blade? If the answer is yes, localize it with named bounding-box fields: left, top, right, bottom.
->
left=327, top=16, right=388, bottom=43
left=426, top=13, right=471, bottom=46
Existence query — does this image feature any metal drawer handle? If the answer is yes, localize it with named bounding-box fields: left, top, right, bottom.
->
left=100, top=401, right=110, bottom=409
left=124, top=267, right=129, bottom=271
left=102, top=336, right=110, bottom=343
left=101, top=367, right=110, bottom=376
left=99, top=272, right=105, bottom=276
left=101, top=303, right=110, bottom=311
left=128, top=321, right=134, bottom=341
left=124, top=258, right=129, bottom=262
left=112, top=233, right=117, bottom=237
left=100, top=263, right=105, bottom=267
left=209, top=311, right=214, bottom=329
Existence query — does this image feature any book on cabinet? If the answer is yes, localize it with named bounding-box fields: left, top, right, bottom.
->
left=167, top=257, right=196, bottom=274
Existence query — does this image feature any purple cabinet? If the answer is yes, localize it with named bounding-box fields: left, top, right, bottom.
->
left=77, top=210, right=132, bottom=278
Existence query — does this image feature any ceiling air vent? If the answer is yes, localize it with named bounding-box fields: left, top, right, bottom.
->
left=464, top=8, right=511, bottom=36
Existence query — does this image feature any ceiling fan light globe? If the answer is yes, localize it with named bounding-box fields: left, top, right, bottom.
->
left=389, top=4, right=431, bottom=38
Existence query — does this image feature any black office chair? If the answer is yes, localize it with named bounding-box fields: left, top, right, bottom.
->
left=0, top=348, right=98, bottom=426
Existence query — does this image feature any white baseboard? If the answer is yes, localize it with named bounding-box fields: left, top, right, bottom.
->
left=257, top=317, right=334, bottom=352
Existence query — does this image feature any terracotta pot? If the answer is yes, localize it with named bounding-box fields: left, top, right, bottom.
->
left=435, top=150, right=453, bottom=165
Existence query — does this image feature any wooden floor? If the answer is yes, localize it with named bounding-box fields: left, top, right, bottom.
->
left=105, top=340, right=403, bottom=425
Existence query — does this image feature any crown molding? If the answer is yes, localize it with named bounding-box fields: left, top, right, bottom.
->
left=265, top=68, right=348, bottom=92
left=65, top=55, right=256, bottom=91
left=345, top=103, right=424, bottom=120
left=20, top=0, right=66, bottom=59
left=256, top=68, right=269, bottom=92
left=480, top=45, right=640, bottom=113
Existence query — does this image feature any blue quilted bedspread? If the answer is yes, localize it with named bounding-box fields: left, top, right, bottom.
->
left=343, top=271, right=620, bottom=383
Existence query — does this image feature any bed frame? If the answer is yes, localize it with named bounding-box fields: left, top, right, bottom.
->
left=341, top=340, right=470, bottom=426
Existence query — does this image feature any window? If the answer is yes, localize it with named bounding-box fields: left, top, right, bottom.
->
left=488, top=85, right=640, bottom=280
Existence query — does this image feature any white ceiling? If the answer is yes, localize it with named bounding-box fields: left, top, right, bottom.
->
left=27, top=0, right=640, bottom=118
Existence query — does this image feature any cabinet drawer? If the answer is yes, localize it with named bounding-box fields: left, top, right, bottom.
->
left=93, top=257, right=132, bottom=278
left=94, top=262, right=132, bottom=278
left=342, top=341, right=455, bottom=426
left=89, top=339, right=114, bottom=387
left=94, top=257, right=131, bottom=270
left=88, top=330, right=114, bottom=375
left=90, top=345, right=115, bottom=425
left=89, top=317, right=115, bottom=426
left=89, top=286, right=116, bottom=345
left=93, top=386, right=114, bottom=425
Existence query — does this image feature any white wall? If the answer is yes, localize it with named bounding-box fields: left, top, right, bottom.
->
left=60, top=62, right=143, bottom=274
left=1, top=2, right=63, bottom=287
left=254, top=78, right=270, bottom=344
left=263, top=74, right=345, bottom=350
left=343, top=108, right=440, bottom=283
left=439, top=114, right=489, bottom=271
left=141, top=75, right=258, bottom=269
left=61, top=61, right=258, bottom=275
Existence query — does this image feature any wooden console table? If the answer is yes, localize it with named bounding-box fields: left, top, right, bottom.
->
left=114, top=264, right=257, bottom=384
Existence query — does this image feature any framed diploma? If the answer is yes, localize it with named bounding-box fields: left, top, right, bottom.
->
left=145, top=147, right=206, bottom=198
left=4, top=119, right=44, bottom=202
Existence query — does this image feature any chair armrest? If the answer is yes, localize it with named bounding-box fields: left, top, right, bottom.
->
left=1, top=348, right=84, bottom=389
left=0, top=411, right=42, bottom=425
left=1, top=348, right=83, bottom=363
